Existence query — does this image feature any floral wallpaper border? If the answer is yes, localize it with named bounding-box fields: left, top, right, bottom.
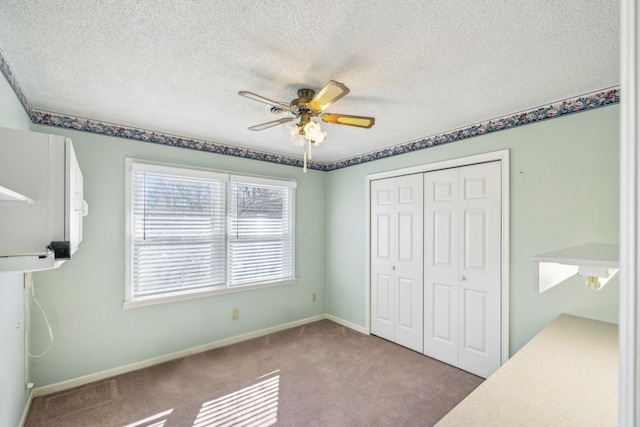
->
left=325, top=87, right=620, bottom=171
left=30, top=110, right=312, bottom=169
left=0, top=50, right=619, bottom=172
left=0, top=47, right=34, bottom=119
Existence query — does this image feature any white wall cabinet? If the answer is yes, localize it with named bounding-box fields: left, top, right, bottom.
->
left=370, top=160, right=503, bottom=378
left=0, top=127, right=87, bottom=271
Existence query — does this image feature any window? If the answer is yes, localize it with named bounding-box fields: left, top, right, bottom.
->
left=228, top=176, right=294, bottom=286
left=125, top=160, right=296, bottom=308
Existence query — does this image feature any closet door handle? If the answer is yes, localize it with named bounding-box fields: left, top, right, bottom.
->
left=392, top=266, right=396, bottom=270
left=459, top=275, right=466, bottom=281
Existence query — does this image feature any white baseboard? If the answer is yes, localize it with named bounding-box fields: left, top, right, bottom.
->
left=19, top=388, right=34, bottom=427
left=32, top=313, right=365, bottom=397
left=325, top=314, right=368, bottom=335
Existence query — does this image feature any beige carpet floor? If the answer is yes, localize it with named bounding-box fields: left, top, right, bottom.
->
left=25, top=320, right=483, bottom=426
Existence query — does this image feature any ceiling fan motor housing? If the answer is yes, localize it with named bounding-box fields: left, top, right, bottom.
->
left=291, top=89, right=317, bottom=113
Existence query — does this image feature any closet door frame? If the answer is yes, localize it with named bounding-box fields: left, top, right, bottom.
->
left=365, top=149, right=510, bottom=366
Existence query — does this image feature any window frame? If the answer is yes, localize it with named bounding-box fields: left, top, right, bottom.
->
left=124, top=158, right=296, bottom=309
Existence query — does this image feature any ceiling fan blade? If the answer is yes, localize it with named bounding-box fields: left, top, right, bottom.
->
left=238, top=91, right=295, bottom=113
left=320, top=113, right=375, bottom=129
left=308, top=81, right=350, bottom=111
left=248, top=117, right=294, bottom=131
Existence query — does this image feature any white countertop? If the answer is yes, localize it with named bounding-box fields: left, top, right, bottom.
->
left=436, top=314, right=618, bottom=426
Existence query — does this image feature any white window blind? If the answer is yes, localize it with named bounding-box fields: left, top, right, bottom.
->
left=130, top=164, right=227, bottom=300
left=126, top=160, right=296, bottom=306
left=228, top=177, right=295, bottom=286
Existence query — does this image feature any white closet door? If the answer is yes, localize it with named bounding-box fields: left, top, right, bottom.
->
left=457, top=161, right=501, bottom=378
left=371, top=178, right=396, bottom=342
left=371, top=174, right=424, bottom=352
left=394, top=174, right=424, bottom=352
left=424, top=168, right=460, bottom=366
left=423, top=161, right=501, bottom=378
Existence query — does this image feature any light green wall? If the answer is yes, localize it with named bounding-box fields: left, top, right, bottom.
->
left=0, top=274, right=28, bottom=427
left=0, top=73, right=31, bottom=130
left=0, top=74, right=32, bottom=426
left=3, top=66, right=620, bottom=387
left=29, top=125, right=327, bottom=386
left=326, top=105, right=620, bottom=354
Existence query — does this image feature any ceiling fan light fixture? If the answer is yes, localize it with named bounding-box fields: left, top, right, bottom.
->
left=303, top=120, right=321, bottom=138
left=302, top=120, right=327, bottom=145
left=284, top=122, right=297, bottom=138
left=292, top=133, right=306, bottom=147
left=313, top=132, right=327, bottom=145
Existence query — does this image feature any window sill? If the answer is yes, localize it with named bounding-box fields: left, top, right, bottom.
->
left=123, top=278, right=297, bottom=310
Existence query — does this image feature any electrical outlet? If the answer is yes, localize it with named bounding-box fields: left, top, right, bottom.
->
left=232, top=308, right=240, bottom=320
left=312, top=293, right=317, bottom=302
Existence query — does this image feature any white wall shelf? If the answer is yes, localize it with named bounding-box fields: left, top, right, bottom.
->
left=533, top=243, right=619, bottom=293
left=0, top=254, right=64, bottom=273
left=0, top=185, right=34, bottom=205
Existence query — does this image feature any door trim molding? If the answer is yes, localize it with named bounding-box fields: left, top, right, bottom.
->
left=620, top=0, right=639, bottom=423
left=365, top=149, right=510, bottom=365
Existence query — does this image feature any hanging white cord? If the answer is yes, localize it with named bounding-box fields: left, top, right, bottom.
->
left=25, top=276, right=54, bottom=358
left=24, top=281, right=29, bottom=386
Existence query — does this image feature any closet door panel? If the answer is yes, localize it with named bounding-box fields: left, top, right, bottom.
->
left=432, top=283, right=455, bottom=342
left=371, top=179, right=396, bottom=341
left=376, top=213, right=392, bottom=260
left=458, top=161, right=502, bottom=378
left=373, top=272, right=395, bottom=339
left=394, top=174, right=424, bottom=352
left=397, top=212, right=415, bottom=261
left=396, top=275, right=422, bottom=352
left=434, top=211, right=454, bottom=266
left=424, top=169, right=459, bottom=365
left=464, top=210, right=487, bottom=270
left=462, top=288, right=488, bottom=355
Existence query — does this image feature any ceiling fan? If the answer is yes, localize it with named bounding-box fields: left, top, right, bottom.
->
left=238, top=80, right=375, bottom=135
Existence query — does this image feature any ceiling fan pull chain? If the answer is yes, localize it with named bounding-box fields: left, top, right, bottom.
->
left=308, top=139, right=313, bottom=160
left=303, top=150, right=308, bottom=174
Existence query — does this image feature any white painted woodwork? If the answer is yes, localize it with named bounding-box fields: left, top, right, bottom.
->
left=394, top=174, right=424, bottom=352
left=424, top=168, right=459, bottom=366
left=371, top=179, right=396, bottom=342
left=366, top=150, right=510, bottom=378
left=620, top=0, right=639, bottom=422
left=0, top=185, right=34, bottom=205
left=424, top=161, right=502, bottom=378
left=370, top=174, right=424, bottom=352
left=532, top=243, right=620, bottom=293
left=458, top=162, right=502, bottom=377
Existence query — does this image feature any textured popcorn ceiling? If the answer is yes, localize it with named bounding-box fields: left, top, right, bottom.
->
left=0, top=1, right=620, bottom=163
